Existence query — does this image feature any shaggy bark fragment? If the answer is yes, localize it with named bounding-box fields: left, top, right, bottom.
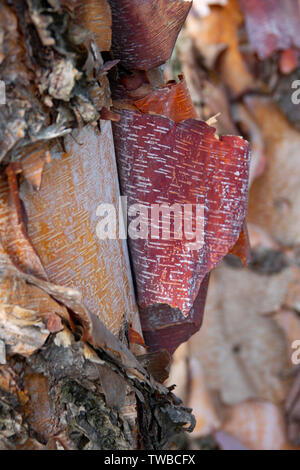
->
left=20, top=145, right=52, bottom=191
left=187, top=357, right=221, bottom=436
left=0, top=274, right=67, bottom=357
left=98, top=364, right=127, bottom=410
left=134, top=76, right=198, bottom=122
left=0, top=364, right=27, bottom=405
left=113, top=109, right=250, bottom=353
left=65, top=0, right=112, bottom=51
left=239, top=0, right=300, bottom=60
left=0, top=255, right=196, bottom=447
left=137, top=350, right=171, bottom=384
left=107, top=0, right=192, bottom=70
left=0, top=0, right=109, bottom=164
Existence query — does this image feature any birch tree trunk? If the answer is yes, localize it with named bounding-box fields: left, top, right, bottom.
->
left=0, top=0, right=194, bottom=450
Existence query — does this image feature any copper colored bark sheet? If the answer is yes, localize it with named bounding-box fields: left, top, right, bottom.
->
left=229, top=223, right=250, bottom=265
left=134, top=77, right=198, bottom=122
left=107, top=0, right=192, bottom=70
left=239, top=0, right=300, bottom=60
left=0, top=169, right=47, bottom=280
left=17, top=122, right=139, bottom=337
left=113, top=110, right=250, bottom=353
left=134, top=78, right=250, bottom=266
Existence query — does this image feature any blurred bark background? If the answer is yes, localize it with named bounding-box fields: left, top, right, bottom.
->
left=0, top=0, right=196, bottom=450
left=166, top=0, right=300, bottom=450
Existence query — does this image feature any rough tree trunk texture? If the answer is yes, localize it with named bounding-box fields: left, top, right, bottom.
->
left=0, top=0, right=196, bottom=450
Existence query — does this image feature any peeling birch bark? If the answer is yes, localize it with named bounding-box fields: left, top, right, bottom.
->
left=17, top=122, right=140, bottom=338
left=134, top=76, right=198, bottom=122
left=113, top=109, right=250, bottom=353
left=107, top=0, right=192, bottom=70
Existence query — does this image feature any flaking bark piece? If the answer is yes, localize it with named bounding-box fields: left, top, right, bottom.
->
left=0, top=269, right=196, bottom=448
left=0, top=253, right=196, bottom=441
left=107, top=0, right=192, bottom=70
left=20, top=144, right=52, bottom=191
left=134, top=76, right=198, bottom=123
left=19, top=123, right=139, bottom=338
left=0, top=253, right=152, bottom=380
left=239, top=0, right=300, bottom=60
left=0, top=0, right=109, bottom=164
left=113, top=109, right=250, bottom=353
left=64, top=0, right=112, bottom=51
left=0, top=167, right=47, bottom=280
left=133, top=78, right=250, bottom=267
left=0, top=275, right=66, bottom=357
left=137, top=350, right=171, bottom=383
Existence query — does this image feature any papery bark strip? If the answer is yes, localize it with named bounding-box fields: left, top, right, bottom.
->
left=8, top=123, right=140, bottom=337
left=107, top=0, right=192, bottom=70
left=113, top=109, right=250, bottom=352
